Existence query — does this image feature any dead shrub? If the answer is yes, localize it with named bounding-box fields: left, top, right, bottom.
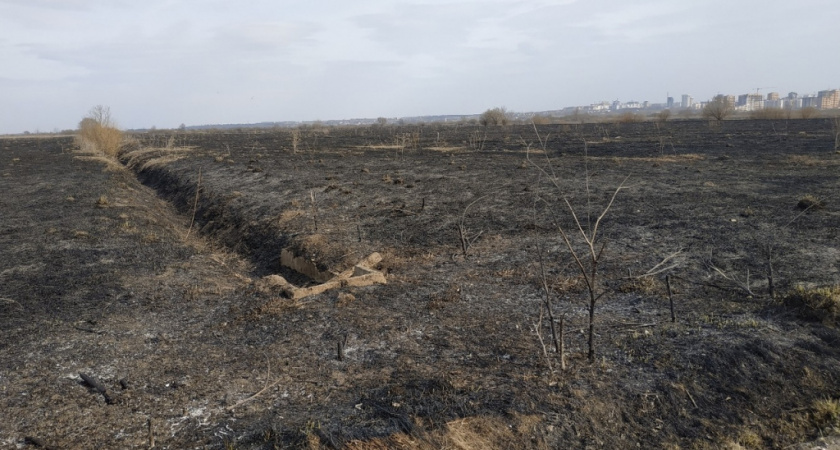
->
left=800, top=106, right=818, bottom=119
left=617, top=111, right=644, bottom=123
left=76, top=105, right=123, bottom=157
left=531, top=114, right=553, bottom=125
left=750, top=108, right=786, bottom=120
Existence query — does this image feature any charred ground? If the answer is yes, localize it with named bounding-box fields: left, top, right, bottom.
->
left=1, top=119, right=839, bottom=449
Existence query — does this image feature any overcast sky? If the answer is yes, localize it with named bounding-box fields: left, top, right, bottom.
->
left=1, top=0, right=838, bottom=133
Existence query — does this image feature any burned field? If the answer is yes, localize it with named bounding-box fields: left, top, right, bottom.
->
left=2, top=119, right=840, bottom=449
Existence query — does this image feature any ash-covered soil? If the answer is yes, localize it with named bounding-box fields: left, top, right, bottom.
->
left=2, top=119, right=840, bottom=449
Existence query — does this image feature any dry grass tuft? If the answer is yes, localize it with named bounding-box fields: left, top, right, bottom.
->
left=344, top=415, right=538, bottom=450
left=788, top=155, right=821, bottom=166
left=735, top=429, right=763, bottom=448
left=95, top=195, right=109, bottom=208
left=619, top=276, right=661, bottom=294
left=797, top=194, right=825, bottom=210
left=428, top=284, right=461, bottom=309
left=336, top=292, right=356, bottom=307
left=812, top=398, right=840, bottom=430
left=784, top=285, right=840, bottom=324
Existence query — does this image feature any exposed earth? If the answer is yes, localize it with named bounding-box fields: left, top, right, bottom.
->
left=2, top=119, right=840, bottom=449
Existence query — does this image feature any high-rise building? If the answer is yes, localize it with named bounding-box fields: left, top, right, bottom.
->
left=802, top=96, right=820, bottom=108
left=767, top=92, right=780, bottom=101
left=818, top=90, right=840, bottom=109
left=681, top=94, right=693, bottom=109
left=667, top=97, right=674, bottom=109
left=746, top=94, right=764, bottom=111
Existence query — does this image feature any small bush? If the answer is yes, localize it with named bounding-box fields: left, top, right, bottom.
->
left=784, top=285, right=840, bottom=324
left=76, top=105, right=123, bottom=157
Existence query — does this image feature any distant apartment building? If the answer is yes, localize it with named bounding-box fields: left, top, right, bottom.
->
left=801, top=96, right=820, bottom=108
left=736, top=93, right=765, bottom=111
left=818, top=89, right=840, bottom=109
left=767, top=92, right=780, bottom=101
left=681, top=94, right=693, bottom=109
left=667, top=97, right=674, bottom=109
left=765, top=99, right=783, bottom=109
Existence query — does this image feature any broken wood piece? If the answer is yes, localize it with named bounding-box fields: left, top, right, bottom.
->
left=280, top=248, right=333, bottom=282
left=24, top=436, right=55, bottom=449
left=276, top=252, right=386, bottom=300
left=80, top=372, right=113, bottom=404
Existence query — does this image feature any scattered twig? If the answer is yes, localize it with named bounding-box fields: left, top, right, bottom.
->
left=310, top=190, right=318, bottom=232
left=457, top=194, right=490, bottom=259
left=533, top=304, right=553, bottom=373
left=708, top=262, right=755, bottom=296
left=765, top=243, right=776, bottom=299
left=185, top=167, right=202, bottom=240
left=226, top=358, right=282, bottom=412
left=147, top=417, right=155, bottom=449
left=666, top=275, right=676, bottom=323
left=337, top=335, right=348, bottom=361
left=633, top=249, right=683, bottom=279
left=537, top=241, right=561, bottom=357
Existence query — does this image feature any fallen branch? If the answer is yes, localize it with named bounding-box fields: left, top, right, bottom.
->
left=79, top=372, right=113, bottom=404
left=227, top=358, right=282, bottom=412
left=708, top=263, right=755, bottom=296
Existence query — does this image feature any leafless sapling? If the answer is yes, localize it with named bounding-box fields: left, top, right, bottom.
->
left=527, top=124, right=628, bottom=361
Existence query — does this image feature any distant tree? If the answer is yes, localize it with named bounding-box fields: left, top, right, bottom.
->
left=703, top=95, right=734, bottom=121
left=87, top=105, right=115, bottom=128
left=376, top=117, right=388, bottom=126
left=178, top=123, right=187, bottom=131
left=479, top=107, right=510, bottom=127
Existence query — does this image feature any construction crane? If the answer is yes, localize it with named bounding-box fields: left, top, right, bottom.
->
left=755, top=86, right=777, bottom=94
